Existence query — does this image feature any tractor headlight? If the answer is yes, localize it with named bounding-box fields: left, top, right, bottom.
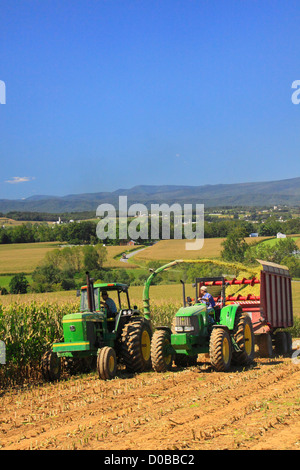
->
left=175, top=326, right=184, bottom=332
left=184, top=326, right=195, bottom=332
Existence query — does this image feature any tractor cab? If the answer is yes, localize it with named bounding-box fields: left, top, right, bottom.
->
left=80, top=281, right=137, bottom=333
left=178, top=277, right=226, bottom=328
left=80, top=282, right=131, bottom=312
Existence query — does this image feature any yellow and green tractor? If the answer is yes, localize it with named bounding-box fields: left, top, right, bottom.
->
left=143, top=261, right=255, bottom=372
left=41, top=273, right=152, bottom=381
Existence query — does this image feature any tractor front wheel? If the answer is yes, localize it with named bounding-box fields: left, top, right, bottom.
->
left=209, top=328, right=232, bottom=372
left=151, top=329, right=174, bottom=372
left=232, top=312, right=255, bottom=365
left=97, top=346, right=117, bottom=380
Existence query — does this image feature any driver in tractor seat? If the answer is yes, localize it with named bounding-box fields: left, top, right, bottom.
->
left=198, top=286, right=216, bottom=308
left=100, top=291, right=118, bottom=317
left=198, top=286, right=216, bottom=325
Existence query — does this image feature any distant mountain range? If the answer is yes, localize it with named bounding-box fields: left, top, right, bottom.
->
left=0, top=177, right=299, bottom=213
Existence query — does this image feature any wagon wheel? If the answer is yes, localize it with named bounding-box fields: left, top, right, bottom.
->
left=121, top=319, right=152, bottom=372
left=209, top=328, right=232, bottom=372
left=274, top=331, right=288, bottom=356
left=232, top=311, right=255, bottom=365
left=257, top=333, right=273, bottom=358
left=151, top=329, right=174, bottom=372
left=41, top=350, right=61, bottom=382
left=285, top=331, right=293, bottom=355
left=97, top=347, right=117, bottom=380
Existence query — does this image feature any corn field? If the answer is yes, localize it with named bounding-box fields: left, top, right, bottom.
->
left=1, top=297, right=299, bottom=388
left=0, top=300, right=179, bottom=387
left=0, top=301, right=77, bottom=386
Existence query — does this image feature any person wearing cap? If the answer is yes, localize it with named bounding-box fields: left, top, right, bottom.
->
left=100, top=290, right=118, bottom=317
left=198, top=286, right=216, bottom=308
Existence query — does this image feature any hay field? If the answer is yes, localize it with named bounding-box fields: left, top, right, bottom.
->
left=134, top=237, right=269, bottom=262
left=0, top=218, right=52, bottom=226
left=0, top=242, right=63, bottom=274
left=0, top=242, right=141, bottom=275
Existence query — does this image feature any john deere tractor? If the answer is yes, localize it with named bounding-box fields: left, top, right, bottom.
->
left=143, top=261, right=255, bottom=373
left=41, top=273, right=152, bottom=381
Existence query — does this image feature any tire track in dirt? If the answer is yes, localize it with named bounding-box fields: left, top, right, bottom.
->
left=0, top=358, right=299, bottom=450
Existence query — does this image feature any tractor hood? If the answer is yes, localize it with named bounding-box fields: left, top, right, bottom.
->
left=175, top=303, right=206, bottom=317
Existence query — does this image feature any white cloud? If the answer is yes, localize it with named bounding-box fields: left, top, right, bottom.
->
left=5, top=176, right=35, bottom=184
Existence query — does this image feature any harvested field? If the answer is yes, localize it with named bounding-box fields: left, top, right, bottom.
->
left=0, top=242, right=63, bottom=274
left=134, top=237, right=270, bottom=262
left=0, top=355, right=299, bottom=450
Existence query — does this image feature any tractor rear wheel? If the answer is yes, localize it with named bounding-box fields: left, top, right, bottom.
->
left=97, top=346, right=117, bottom=380
left=151, top=329, right=173, bottom=372
left=232, top=312, right=255, bottom=365
left=41, top=350, right=61, bottom=382
left=209, top=328, right=232, bottom=372
left=121, top=319, right=152, bottom=372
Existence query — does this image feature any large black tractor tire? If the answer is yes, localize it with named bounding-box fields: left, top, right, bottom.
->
left=97, top=346, right=117, bottom=380
left=209, top=327, right=232, bottom=372
left=121, top=319, right=152, bottom=372
left=41, top=350, right=61, bottom=382
left=232, top=311, right=255, bottom=365
left=151, top=329, right=174, bottom=372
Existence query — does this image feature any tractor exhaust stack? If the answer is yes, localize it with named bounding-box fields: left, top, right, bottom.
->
left=86, top=271, right=95, bottom=312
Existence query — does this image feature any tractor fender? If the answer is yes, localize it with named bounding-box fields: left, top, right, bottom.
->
left=155, top=326, right=172, bottom=335
left=219, top=304, right=241, bottom=331
left=212, top=324, right=230, bottom=332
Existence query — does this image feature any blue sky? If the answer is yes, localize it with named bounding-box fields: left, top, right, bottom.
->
left=1, top=0, right=300, bottom=200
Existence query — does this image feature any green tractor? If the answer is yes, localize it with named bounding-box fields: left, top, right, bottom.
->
left=143, top=262, right=255, bottom=373
left=41, top=273, right=152, bottom=381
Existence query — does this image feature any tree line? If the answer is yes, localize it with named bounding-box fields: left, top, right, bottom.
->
left=221, top=228, right=300, bottom=277
left=0, top=216, right=300, bottom=245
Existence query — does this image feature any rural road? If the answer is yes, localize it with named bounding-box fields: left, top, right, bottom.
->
left=120, top=247, right=147, bottom=262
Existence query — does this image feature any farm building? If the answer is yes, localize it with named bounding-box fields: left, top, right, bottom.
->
left=119, top=240, right=137, bottom=246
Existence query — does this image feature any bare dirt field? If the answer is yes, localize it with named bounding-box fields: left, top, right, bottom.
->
left=0, top=354, right=299, bottom=451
